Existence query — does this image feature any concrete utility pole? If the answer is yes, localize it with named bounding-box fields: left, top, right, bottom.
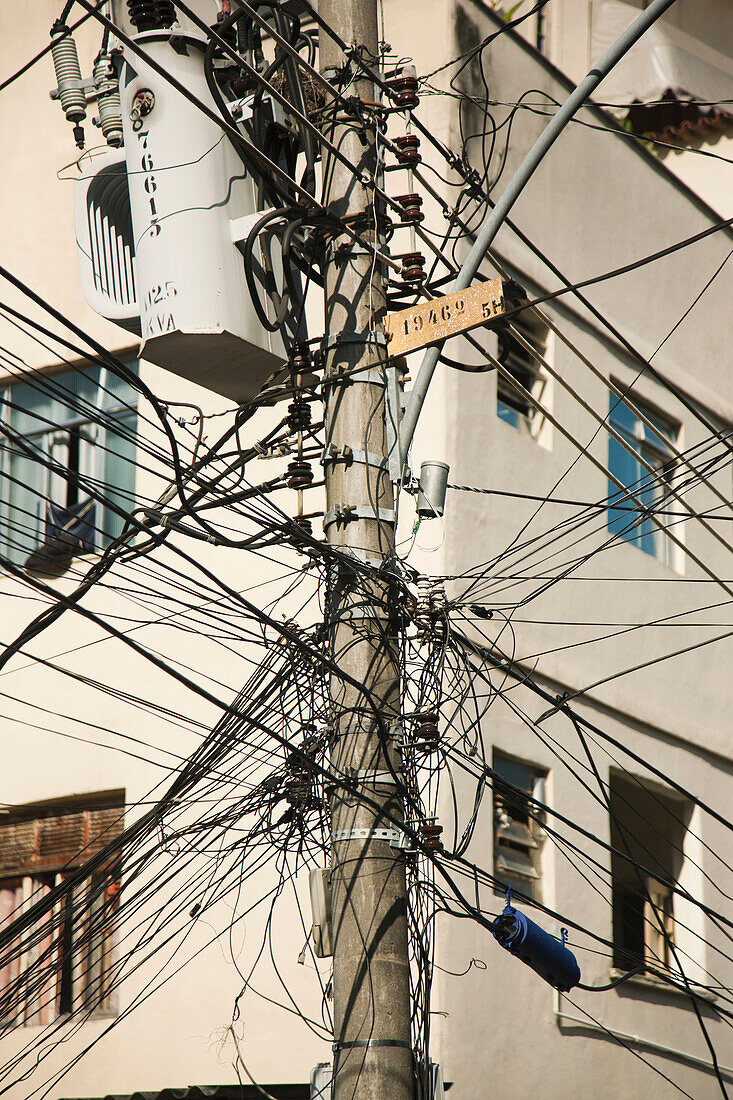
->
left=320, top=1, right=413, bottom=1098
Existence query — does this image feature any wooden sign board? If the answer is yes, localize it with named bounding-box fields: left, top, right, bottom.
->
left=384, top=277, right=506, bottom=358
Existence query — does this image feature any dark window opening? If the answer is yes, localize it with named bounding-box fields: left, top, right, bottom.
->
left=496, top=318, right=548, bottom=437
left=610, top=772, right=690, bottom=975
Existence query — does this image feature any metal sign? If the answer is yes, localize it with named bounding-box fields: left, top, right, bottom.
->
left=384, top=277, right=506, bottom=358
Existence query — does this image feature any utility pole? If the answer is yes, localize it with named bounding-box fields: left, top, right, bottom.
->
left=320, top=1, right=414, bottom=1098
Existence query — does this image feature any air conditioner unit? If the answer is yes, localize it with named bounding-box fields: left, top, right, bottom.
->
left=74, top=30, right=286, bottom=403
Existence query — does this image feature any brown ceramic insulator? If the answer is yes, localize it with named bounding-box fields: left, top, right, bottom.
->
left=289, top=344, right=311, bottom=377
left=419, top=823, right=444, bottom=852
left=293, top=516, right=313, bottom=536
left=390, top=75, right=419, bottom=109
left=287, top=460, right=314, bottom=490
left=395, top=193, right=424, bottom=222
left=414, top=721, right=439, bottom=748
left=400, top=251, right=425, bottom=283
left=287, top=400, right=312, bottom=432
left=394, top=134, right=421, bottom=164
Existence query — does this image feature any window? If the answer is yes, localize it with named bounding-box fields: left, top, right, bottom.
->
left=607, top=392, right=679, bottom=565
left=496, top=317, right=548, bottom=438
left=0, top=364, right=138, bottom=571
left=0, top=792, right=124, bottom=1025
left=493, top=754, right=546, bottom=903
left=610, top=772, right=690, bottom=976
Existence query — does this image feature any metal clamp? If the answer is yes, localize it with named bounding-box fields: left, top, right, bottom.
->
left=333, top=1038, right=414, bottom=1052
left=345, top=768, right=403, bottom=785
left=323, top=504, right=395, bottom=531
left=321, top=445, right=389, bottom=471
left=333, top=827, right=412, bottom=849
left=331, top=241, right=376, bottom=263
left=322, top=367, right=387, bottom=388
left=323, top=331, right=389, bottom=350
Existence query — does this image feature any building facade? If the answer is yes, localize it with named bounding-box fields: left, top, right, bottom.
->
left=0, top=1, right=732, bottom=1098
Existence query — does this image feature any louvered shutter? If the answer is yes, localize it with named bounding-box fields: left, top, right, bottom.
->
left=36, top=814, right=86, bottom=870
left=0, top=822, right=38, bottom=876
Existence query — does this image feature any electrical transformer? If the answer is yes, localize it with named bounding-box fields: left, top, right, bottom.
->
left=73, top=27, right=286, bottom=403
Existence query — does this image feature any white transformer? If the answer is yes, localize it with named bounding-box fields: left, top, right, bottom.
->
left=74, top=30, right=286, bottom=403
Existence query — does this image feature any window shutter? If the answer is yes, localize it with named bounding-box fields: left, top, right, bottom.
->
left=0, top=822, right=38, bottom=877
left=87, top=807, right=124, bottom=861
left=0, top=801, right=124, bottom=875
left=36, top=814, right=87, bottom=869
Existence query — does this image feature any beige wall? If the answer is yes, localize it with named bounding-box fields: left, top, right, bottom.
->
left=546, top=0, right=733, bottom=216
left=1, top=1, right=732, bottom=1098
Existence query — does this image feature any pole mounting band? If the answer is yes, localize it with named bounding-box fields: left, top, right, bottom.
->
left=345, top=768, right=403, bottom=784
left=323, top=504, right=395, bottom=530
left=323, top=330, right=388, bottom=350
left=333, top=1038, right=414, bottom=1051
left=321, top=445, right=388, bottom=471
left=333, top=827, right=411, bottom=849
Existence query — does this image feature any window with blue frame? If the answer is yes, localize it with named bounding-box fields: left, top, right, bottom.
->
left=0, top=364, right=138, bottom=572
left=607, top=392, right=678, bottom=565
left=496, top=316, right=548, bottom=438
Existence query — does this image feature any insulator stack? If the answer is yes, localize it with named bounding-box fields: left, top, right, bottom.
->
left=93, top=53, right=123, bottom=148
left=50, top=22, right=86, bottom=146
left=127, top=0, right=176, bottom=31
left=419, top=823, right=444, bottom=852
left=285, top=773, right=313, bottom=807
left=395, top=193, right=424, bottom=223
left=287, top=460, right=314, bottom=489
left=293, top=516, right=313, bottom=536
left=415, top=576, right=432, bottom=635
left=394, top=134, right=421, bottom=164
left=389, top=74, right=419, bottom=110
left=400, top=252, right=426, bottom=284
left=289, top=344, right=312, bottom=378
left=287, top=400, right=312, bottom=433
left=430, top=580, right=447, bottom=614
left=413, top=712, right=440, bottom=752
